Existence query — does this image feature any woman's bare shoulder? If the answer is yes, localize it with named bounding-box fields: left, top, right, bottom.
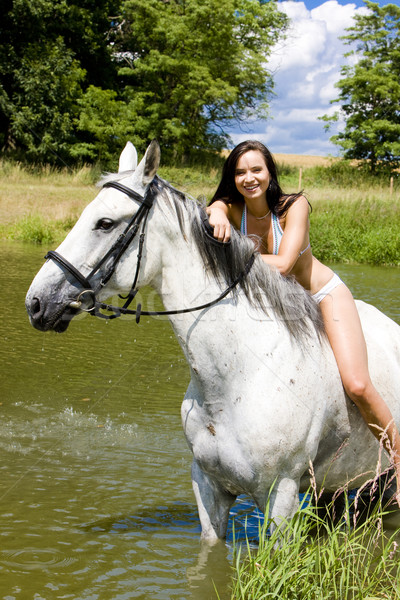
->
left=281, top=194, right=309, bottom=216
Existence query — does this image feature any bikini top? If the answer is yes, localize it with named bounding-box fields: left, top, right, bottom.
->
left=240, top=204, right=310, bottom=257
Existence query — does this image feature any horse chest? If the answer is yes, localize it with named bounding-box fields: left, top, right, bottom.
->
left=192, top=426, right=256, bottom=492
left=182, top=403, right=262, bottom=491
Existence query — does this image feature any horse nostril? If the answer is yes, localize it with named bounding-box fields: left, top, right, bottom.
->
left=31, top=297, right=42, bottom=318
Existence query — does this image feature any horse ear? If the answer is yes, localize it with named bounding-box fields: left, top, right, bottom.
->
left=118, top=142, right=138, bottom=173
left=142, top=139, right=161, bottom=185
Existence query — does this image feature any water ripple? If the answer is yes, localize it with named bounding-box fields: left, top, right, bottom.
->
left=0, top=547, right=78, bottom=572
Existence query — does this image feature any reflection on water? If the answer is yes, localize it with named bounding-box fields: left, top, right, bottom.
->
left=0, top=242, right=399, bottom=599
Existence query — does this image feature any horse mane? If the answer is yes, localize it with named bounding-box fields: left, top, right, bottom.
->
left=155, top=177, right=325, bottom=342
left=98, top=172, right=324, bottom=341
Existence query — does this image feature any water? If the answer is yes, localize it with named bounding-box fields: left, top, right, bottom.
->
left=0, top=242, right=399, bottom=599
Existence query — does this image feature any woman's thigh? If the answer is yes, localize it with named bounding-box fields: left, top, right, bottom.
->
left=319, top=283, right=369, bottom=385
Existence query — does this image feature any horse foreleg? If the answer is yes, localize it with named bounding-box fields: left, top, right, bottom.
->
left=191, top=459, right=236, bottom=544
left=263, top=477, right=300, bottom=535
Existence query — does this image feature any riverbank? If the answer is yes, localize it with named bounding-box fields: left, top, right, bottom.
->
left=1, top=158, right=399, bottom=265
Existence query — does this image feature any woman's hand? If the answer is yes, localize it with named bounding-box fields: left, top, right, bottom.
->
left=206, top=203, right=231, bottom=243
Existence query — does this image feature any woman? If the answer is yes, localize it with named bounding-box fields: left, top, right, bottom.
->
left=207, top=140, right=400, bottom=501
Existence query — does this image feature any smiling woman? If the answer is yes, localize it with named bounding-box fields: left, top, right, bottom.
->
left=234, top=151, right=271, bottom=203
left=207, top=140, right=307, bottom=266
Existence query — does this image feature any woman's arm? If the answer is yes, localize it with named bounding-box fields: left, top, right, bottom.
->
left=261, top=196, right=310, bottom=276
left=206, top=200, right=232, bottom=243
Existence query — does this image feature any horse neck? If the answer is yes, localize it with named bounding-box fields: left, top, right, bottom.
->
left=153, top=228, right=220, bottom=311
left=145, top=208, right=236, bottom=330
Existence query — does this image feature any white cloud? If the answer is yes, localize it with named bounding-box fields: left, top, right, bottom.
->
left=268, top=18, right=327, bottom=71
left=229, top=0, right=369, bottom=156
left=311, top=1, right=360, bottom=33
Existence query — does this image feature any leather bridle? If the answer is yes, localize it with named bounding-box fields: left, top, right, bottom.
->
left=44, top=178, right=255, bottom=323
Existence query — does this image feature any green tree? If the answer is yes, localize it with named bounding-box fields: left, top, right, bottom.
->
left=72, top=86, right=143, bottom=164
left=322, top=1, right=400, bottom=174
left=1, top=0, right=287, bottom=165
left=0, top=0, right=120, bottom=164
left=111, top=0, right=288, bottom=159
left=9, top=38, right=85, bottom=164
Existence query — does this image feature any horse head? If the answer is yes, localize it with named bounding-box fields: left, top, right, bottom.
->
left=25, top=140, right=161, bottom=332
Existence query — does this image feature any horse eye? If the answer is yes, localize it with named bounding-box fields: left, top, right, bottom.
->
left=96, top=218, right=114, bottom=231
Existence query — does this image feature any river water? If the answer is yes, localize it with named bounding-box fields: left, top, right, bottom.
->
left=0, top=241, right=399, bottom=600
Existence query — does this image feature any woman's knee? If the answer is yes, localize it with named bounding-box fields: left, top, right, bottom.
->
left=343, top=375, right=370, bottom=403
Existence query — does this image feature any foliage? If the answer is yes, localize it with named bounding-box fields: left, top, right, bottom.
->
left=321, top=2, right=400, bottom=174
left=0, top=0, right=121, bottom=164
left=0, top=0, right=288, bottom=166
left=5, top=214, right=68, bottom=245
left=310, top=196, right=400, bottom=266
left=97, top=0, right=288, bottom=160
left=228, top=491, right=400, bottom=600
left=8, top=38, right=85, bottom=165
left=72, top=86, right=143, bottom=166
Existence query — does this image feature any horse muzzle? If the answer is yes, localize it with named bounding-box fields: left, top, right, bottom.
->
left=25, top=288, right=95, bottom=333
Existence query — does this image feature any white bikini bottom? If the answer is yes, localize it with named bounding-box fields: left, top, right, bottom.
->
left=312, top=273, right=344, bottom=304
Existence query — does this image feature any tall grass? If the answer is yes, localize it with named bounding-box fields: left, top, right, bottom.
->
left=227, top=487, right=400, bottom=600
left=304, top=160, right=399, bottom=190
left=310, top=195, right=400, bottom=266
left=1, top=214, right=77, bottom=245
left=0, top=159, right=100, bottom=185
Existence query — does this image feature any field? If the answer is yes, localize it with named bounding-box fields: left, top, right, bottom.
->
left=0, top=163, right=96, bottom=227
left=0, top=155, right=399, bottom=265
left=273, top=153, right=333, bottom=168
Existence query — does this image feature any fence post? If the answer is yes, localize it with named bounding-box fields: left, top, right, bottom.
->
left=390, top=176, right=393, bottom=196
left=298, top=167, right=302, bottom=192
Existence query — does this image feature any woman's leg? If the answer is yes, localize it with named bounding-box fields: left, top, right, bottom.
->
left=320, top=283, right=400, bottom=502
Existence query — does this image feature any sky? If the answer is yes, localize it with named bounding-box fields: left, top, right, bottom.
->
left=229, top=0, right=400, bottom=156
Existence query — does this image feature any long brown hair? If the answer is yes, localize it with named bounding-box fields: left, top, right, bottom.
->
left=209, top=140, right=306, bottom=217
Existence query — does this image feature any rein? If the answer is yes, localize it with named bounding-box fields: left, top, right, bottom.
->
left=97, top=253, right=255, bottom=323
left=44, top=178, right=255, bottom=324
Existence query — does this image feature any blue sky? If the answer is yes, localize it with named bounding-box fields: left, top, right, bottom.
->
left=229, top=0, right=400, bottom=156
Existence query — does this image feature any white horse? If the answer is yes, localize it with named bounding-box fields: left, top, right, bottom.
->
left=26, top=141, right=400, bottom=543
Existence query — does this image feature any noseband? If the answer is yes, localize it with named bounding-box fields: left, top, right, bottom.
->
left=45, top=178, right=255, bottom=323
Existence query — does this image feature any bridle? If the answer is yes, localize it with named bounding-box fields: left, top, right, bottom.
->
left=44, top=178, right=255, bottom=324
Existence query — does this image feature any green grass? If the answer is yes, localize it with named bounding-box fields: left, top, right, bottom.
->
left=303, top=161, right=399, bottom=190
left=310, top=196, right=400, bottom=266
left=0, top=213, right=78, bottom=245
left=226, top=491, right=400, bottom=600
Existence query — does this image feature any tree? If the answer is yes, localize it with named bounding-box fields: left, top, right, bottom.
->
left=0, top=0, right=120, bottom=164
left=111, top=0, right=288, bottom=159
left=322, top=1, right=400, bottom=174
left=72, top=86, right=142, bottom=164
left=8, top=38, right=85, bottom=164
left=1, top=0, right=287, bottom=165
